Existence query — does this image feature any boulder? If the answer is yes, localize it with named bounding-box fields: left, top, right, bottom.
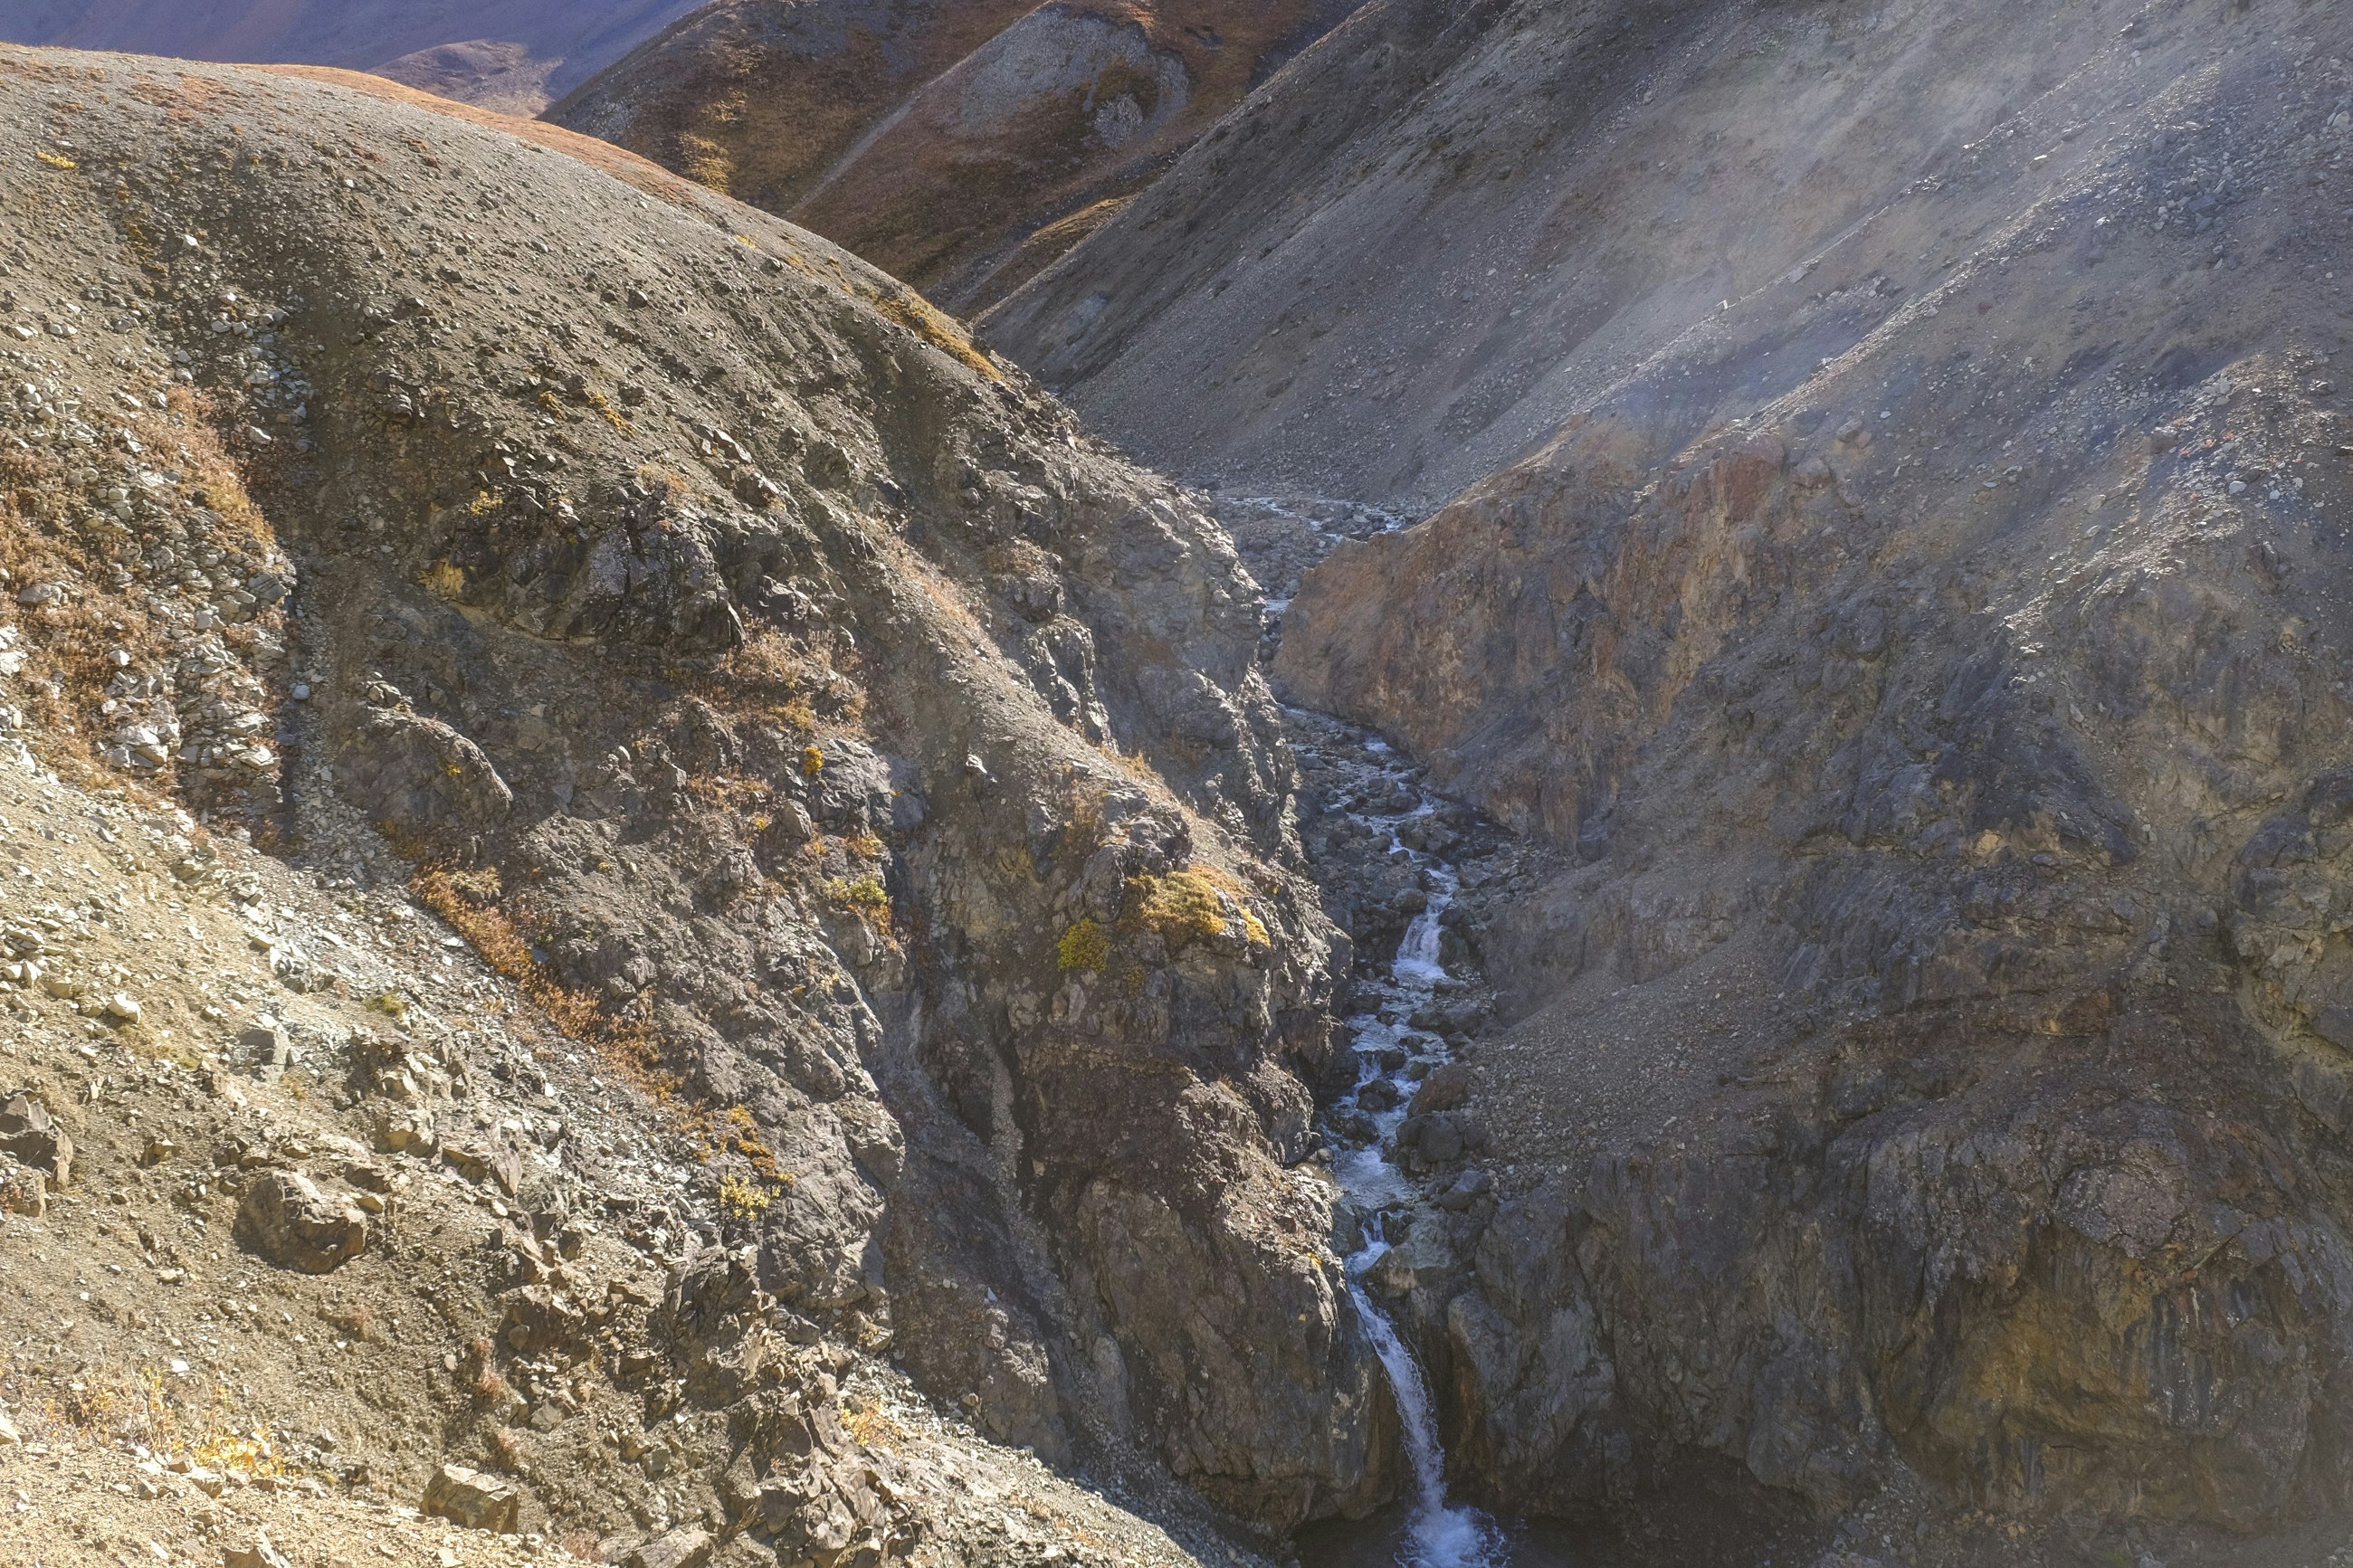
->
left=1366, top=1244, right=1418, bottom=1297
left=341, top=691, right=512, bottom=850
left=0, top=1093, right=71, bottom=1187
left=500, top=1284, right=587, bottom=1354
left=0, top=1155, right=46, bottom=1217
left=240, top=1019, right=294, bottom=1078
left=221, top=1531, right=295, bottom=1568
left=624, top=1527, right=714, bottom=1568
left=423, top=1463, right=520, bottom=1533
left=760, top=1459, right=885, bottom=1563
left=234, top=1170, right=367, bottom=1273
left=1406, top=1061, right=1473, bottom=1115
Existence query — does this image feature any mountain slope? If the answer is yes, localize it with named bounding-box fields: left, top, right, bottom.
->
left=548, top=0, right=1367, bottom=311
left=0, top=42, right=1396, bottom=1554
left=0, top=0, right=702, bottom=112
left=986, top=0, right=2328, bottom=511
left=994, top=0, right=2353, bottom=1549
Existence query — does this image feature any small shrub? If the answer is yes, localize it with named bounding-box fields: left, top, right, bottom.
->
left=581, top=386, right=633, bottom=432
left=719, top=1105, right=781, bottom=1182
left=823, top=875, right=891, bottom=927
left=717, top=1174, right=770, bottom=1221
left=470, top=1360, right=510, bottom=1408
left=706, top=629, right=823, bottom=733
left=1134, top=871, right=1224, bottom=948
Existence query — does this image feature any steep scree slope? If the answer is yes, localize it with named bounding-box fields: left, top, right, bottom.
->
left=0, top=45, right=1399, bottom=1551
left=547, top=0, right=1367, bottom=312
left=0, top=0, right=702, bottom=113
left=1010, top=0, right=2353, bottom=1553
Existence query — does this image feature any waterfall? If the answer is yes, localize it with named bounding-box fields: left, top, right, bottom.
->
left=1393, top=879, right=1453, bottom=987
left=1349, top=1274, right=1499, bottom=1566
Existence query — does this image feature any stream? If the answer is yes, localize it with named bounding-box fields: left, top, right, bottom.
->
left=1309, top=728, right=1504, bottom=1568
left=1227, top=492, right=1524, bottom=1567
left=1242, top=495, right=1817, bottom=1568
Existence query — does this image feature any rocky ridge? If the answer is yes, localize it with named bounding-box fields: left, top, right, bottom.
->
left=0, top=732, right=1229, bottom=1567
left=1262, top=1, right=2353, bottom=1560
left=0, top=43, right=1404, bottom=1562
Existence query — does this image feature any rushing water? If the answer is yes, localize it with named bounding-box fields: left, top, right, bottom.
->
left=1312, top=726, right=1504, bottom=1568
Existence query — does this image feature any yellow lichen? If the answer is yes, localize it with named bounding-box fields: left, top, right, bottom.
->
left=1131, top=869, right=1270, bottom=950
left=1058, top=918, right=1109, bottom=972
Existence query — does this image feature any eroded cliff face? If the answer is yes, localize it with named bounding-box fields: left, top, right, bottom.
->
left=1253, top=0, right=2353, bottom=1547
left=0, top=48, right=1393, bottom=1543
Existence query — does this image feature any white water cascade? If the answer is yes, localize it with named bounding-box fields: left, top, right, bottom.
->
left=1319, top=726, right=1502, bottom=1568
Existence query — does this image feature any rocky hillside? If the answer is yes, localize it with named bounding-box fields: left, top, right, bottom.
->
left=0, top=43, right=1402, bottom=1563
left=984, top=0, right=2353, bottom=514
left=547, top=0, right=1366, bottom=312
left=997, top=0, right=2353, bottom=1556
left=0, top=0, right=701, bottom=112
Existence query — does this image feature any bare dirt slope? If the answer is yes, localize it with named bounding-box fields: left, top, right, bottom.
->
left=0, top=0, right=702, bottom=113
left=547, top=0, right=1366, bottom=312
left=0, top=41, right=1404, bottom=1562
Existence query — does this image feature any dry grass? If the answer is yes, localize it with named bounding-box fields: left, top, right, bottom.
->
left=465, top=1335, right=510, bottom=1408
left=488, top=1425, right=526, bottom=1470
left=410, top=867, right=673, bottom=1102
left=700, top=628, right=824, bottom=734
left=869, top=287, right=1002, bottom=382
left=23, top=1354, right=305, bottom=1485
left=414, top=870, right=809, bottom=1206
left=677, top=131, right=735, bottom=194
left=580, top=385, right=634, bottom=433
